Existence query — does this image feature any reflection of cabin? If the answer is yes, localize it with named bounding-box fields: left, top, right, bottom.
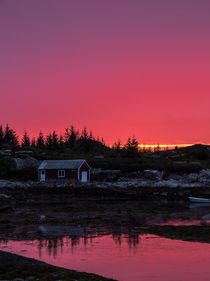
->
left=38, top=160, right=90, bottom=182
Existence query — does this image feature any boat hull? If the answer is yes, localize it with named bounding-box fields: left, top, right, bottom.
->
left=189, top=197, right=210, bottom=203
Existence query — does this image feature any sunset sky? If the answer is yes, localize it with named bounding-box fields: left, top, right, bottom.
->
left=0, top=0, right=210, bottom=145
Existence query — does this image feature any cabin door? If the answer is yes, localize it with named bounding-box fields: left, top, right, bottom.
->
left=81, top=171, right=88, bottom=182
left=40, top=170, right=46, bottom=182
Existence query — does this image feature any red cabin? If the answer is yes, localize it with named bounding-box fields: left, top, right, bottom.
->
left=38, top=160, right=90, bottom=182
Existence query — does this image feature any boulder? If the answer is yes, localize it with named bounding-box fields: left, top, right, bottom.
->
left=0, top=193, right=11, bottom=199
left=14, top=157, right=39, bottom=170
left=143, top=170, right=163, bottom=180
left=202, top=214, right=210, bottom=220
left=184, top=173, right=198, bottom=182
left=198, top=169, right=210, bottom=183
left=168, top=173, right=183, bottom=181
left=0, top=180, right=16, bottom=188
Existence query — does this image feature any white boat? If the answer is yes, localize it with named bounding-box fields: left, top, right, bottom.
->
left=189, top=196, right=210, bottom=203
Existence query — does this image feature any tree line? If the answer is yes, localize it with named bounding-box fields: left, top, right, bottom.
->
left=0, top=124, right=160, bottom=155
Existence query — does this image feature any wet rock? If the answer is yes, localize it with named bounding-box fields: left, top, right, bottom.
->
left=202, top=214, right=210, bottom=220
left=198, top=169, right=210, bottom=183
left=154, top=180, right=179, bottom=188
left=168, top=173, right=183, bottom=181
left=0, top=180, right=16, bottom=189
left=160, top=192, right=168, bottom=196
left=0, top=193, right=11, bottom=199
left=143, top=170, right=163, bottom=181
left=184, top=173, right=198, bottom=182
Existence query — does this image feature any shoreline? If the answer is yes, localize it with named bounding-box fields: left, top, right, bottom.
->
left=0, top=250, right=117, bottom=281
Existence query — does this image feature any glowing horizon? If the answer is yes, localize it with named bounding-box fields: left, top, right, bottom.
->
left=1, top=123, right=210, bottom=149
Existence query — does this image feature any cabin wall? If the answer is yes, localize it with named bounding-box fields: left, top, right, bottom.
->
left=65, top=169, right=78, bottom=180
left=46, top=169, right=58, bottom=179
left=45, top=169, right=78, bottom=180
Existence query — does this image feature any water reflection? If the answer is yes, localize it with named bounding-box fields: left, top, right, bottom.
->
left=40, top=233, right=141, bottom=257
left=1, top=234, right=210, bottom=281
left=0, top=232, right=143, bottom=259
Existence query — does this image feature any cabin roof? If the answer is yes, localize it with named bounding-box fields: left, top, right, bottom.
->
left=38, top=160, right=86, bottom=170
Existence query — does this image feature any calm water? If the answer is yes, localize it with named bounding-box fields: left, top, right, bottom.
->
left=1, top=234, right=210, bottom=281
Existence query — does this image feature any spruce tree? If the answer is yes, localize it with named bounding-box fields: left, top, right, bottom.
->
left=31, top=137, right=36, bottom=148
left=125, top=136, right=139, bottom=154
left=0, top=125, right=3, bottom=148
left=89, top=129, right=93, bottom=140
left=131, top=136, right=139, bottom=153
left=3, top=124, right=18, bottom=146
left=64, top=127, right=71, bottom=144
left=81, top=127, right=88, bottom=140
left=37, top=131, right=45, bottom=149
left=46, top=133, right=53, bottom=149
left=52, top=131, right=59, bottom=149
left=22, top=130, right=30, bottom=147
left=112, top=139, right=121, bottom=152
left=69, top=125, right=78, bottom=146
left=59, top=135, right=64, bottom=145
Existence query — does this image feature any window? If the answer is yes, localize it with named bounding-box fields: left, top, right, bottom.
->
left=58, top=170, right=65, bottom=178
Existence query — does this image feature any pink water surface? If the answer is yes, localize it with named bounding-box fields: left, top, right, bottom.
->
left=1, top=234, right=210, bottom=281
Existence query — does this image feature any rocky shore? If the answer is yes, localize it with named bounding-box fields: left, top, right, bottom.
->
left=0, top=250, right=116, bottom=281
left=1, top=168, right=210, bottom=189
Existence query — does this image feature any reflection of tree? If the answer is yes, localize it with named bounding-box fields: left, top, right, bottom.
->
left=112, top=233, right=140, bottom=249
left=112, top=234, right=122, bottom=246
left=0, top=232, right=142, bottom=259
left=125, top=233, right=139, bottom=250
left=36, top=234, right=98, bottom=258
left=0, top=239, right=8, bottom=244
left=38, top=237, right=65, bottom=258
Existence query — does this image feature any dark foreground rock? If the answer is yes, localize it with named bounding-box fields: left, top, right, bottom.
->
left=0, top=250, right=117, bottom=281
left=146, top=225, right=210, bottom=243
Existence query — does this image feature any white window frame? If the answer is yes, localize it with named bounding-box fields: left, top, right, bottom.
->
left=58, top=170, right=65, bottom=178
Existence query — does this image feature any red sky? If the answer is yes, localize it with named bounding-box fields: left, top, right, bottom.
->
left=0, top=0, right=210, bottom=145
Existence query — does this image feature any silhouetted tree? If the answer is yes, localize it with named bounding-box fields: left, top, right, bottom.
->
left=112, top=139, right=122, bottom=152
left=81, top=127, right=88, bottom=140
left=101, top=137, right=105, bottom=145
left=70, top=126, right=78, bottom=146
left=37, top=131, right=45, bottom=149
left=59, top=135, right=64, bottom=145
left=89, top=129, right=94, bottom=140
left=147, top=146, right=152, bottom=152
left=52, top=131, right=59, bottom=149
left=64, top=125, right=78, bottom=148
left=3, top=124, right=18, bottom=146
left=0, top=125, right=3, bottom=148
left=46, top=133, right=53, bottom=149
left=125, top=136, right=139, bottom=154
left=64, top=127, right=70, bottom=144
left=31, top=137, right=36, bottom=148
left=21, top=130, right=30, bottom=147
left=154, top=144, right=160, bottom=153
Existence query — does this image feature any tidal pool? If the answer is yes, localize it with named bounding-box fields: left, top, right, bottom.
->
left=1, top=234, right=210, bottom=281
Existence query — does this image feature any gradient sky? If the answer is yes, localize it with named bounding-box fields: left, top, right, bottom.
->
left=0, top=0, right=210, bottom=144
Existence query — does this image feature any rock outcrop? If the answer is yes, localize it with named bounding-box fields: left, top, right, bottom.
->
left=14, top=157, right=39, bottom=170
